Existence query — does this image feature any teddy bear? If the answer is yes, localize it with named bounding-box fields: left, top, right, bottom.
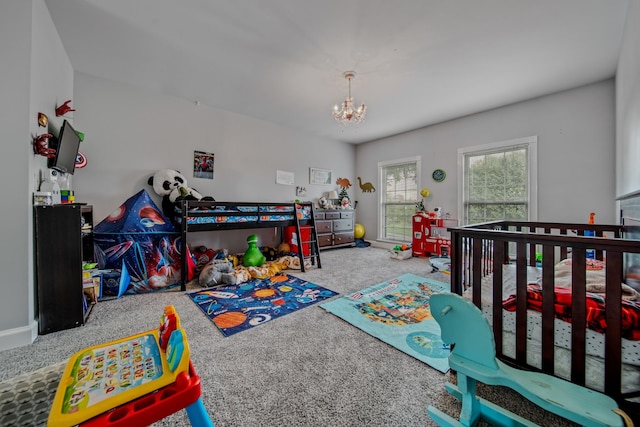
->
left=148, top=169, right=214, bottom=217
left=199, top=259, right=237, bottom=287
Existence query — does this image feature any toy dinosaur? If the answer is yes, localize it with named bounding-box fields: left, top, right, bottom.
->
left=357, top=177, right=376, bottom=193
left=243, top=234, right=266, bottom=267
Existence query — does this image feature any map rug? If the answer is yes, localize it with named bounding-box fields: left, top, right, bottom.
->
left=320, top=273, right=450, bottom=373
left=188, top=273, right=339, bottom=336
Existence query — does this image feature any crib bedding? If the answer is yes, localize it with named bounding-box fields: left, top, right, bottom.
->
left=497, top=315, right=640, bottom=394
left=469, top=269, right=640, bottom=394
left=474, top=264, right=640, bottom=364
left=503, top=284, right=640, bottom=340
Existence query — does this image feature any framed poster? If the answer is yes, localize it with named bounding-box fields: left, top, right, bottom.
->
left=276, top=170, right=294, bottom=186
left=309, top=167, right=332, bottom=185
left=193, top=150, right=214, bottom=179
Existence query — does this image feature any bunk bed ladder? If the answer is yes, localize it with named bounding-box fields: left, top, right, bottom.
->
left=294, top=203, right=321, bottom=271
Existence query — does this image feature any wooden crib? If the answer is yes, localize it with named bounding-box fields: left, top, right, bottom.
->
left=449, top=220, right=640, bottom=417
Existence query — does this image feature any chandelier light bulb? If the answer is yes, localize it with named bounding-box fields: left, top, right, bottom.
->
left=332, top=71, right=366, bottom=127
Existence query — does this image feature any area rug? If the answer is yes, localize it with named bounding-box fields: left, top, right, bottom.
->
left=188, top=273, right=339, bottom=336
left=320, top=273, right=450, bottom=373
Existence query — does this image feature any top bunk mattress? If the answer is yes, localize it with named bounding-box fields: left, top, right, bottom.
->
left=177, top=204, right=312, bottom=225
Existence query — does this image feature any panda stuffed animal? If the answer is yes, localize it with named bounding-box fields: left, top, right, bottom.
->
left=148, top=169, right=214, bottom=217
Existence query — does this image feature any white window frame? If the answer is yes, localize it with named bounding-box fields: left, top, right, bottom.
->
left=457, top=136, right=538, bottom=225
left=377, top=156, right=421, bottom=242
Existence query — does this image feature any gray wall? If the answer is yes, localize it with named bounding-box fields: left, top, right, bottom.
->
left=616, top=0, right=640, bottom=198
left=0, top=0, right=74, bottom=350
left=72, top=73, right=355, bottom=254
left=356, top=80, right=616, bottom=243
left=0, top=0, right=33, bottom=349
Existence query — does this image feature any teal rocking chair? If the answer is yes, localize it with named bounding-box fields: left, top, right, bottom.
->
left=427, top=293, right=632, bottom=427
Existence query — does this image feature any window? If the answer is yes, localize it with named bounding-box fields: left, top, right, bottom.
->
left=378, top=157, right=421, bottom=242
left=458, top=136, right=537, bottom=225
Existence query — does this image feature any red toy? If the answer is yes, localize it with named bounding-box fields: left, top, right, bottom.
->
left=33, top=133, right=56, bottom=158
left=55, top=99, right=76, bottom=116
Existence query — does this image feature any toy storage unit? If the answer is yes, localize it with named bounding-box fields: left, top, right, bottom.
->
left=411, top=213, right=458, bottom=257
left=284, top=225, right=311, bottom=256
left=34, top=204, right=94, bottom=334
left=314, top=209, right=354, bottom=250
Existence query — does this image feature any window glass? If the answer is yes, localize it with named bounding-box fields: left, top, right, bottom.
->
left=379, top=157, right=420, bottom=242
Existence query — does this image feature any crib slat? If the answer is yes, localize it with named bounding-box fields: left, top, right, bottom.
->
left=541, top=244, right=556, bottom=373
left=493, top=243, right=504, bottom=354
left=571, top=250, right=587, bottom=386
left=451, top=231, right=463, bottom=295
left=515, top=242, right=528, bottom=364
left=560, top=229, right=568, bottom=260
left=605, top=252, right=623, bottom=397
left=472, top=239, right=483, bottom=306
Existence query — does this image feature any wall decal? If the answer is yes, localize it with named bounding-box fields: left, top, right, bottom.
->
left=55, top=100, right=75, bottom=117
left=357, top=177, right=376, bottom=193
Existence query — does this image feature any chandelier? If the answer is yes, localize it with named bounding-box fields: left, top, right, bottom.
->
left=332, top=71, right=366, bottom=126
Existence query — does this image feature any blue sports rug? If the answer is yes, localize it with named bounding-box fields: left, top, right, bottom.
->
left=188, top=273, right=339, bottom=336
left=320, top=273, right=450, bottom=373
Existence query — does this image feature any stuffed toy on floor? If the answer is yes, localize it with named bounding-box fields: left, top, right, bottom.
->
left=148, top=168, right=214, bottom=217
left=199, top=259, right=237, bottom=287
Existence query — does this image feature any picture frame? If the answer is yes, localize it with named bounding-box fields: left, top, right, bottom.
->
left=309, top=167, right=332, bottom=185
left=276, top=170, right=294, bottom=186
left=193, top=150, right=214, bottom=180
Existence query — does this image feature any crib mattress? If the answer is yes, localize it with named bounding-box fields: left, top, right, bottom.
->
left=467, top=265, right=640, bottom=393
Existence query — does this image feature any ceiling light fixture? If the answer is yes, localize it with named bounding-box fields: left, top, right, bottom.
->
left=332, top=71, right=366, bottom=126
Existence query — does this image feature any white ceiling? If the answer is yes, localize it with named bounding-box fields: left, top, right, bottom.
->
left=44, top=0, right=629, bottom=144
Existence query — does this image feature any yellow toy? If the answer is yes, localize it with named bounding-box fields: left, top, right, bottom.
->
left=47, top=306, right=213, bottom=427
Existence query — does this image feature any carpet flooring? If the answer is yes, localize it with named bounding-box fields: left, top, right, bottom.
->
left=0, top=247, right=576, bottom=426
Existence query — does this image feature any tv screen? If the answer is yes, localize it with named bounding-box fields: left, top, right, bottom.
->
left=48, top=119, right=81, bottom=175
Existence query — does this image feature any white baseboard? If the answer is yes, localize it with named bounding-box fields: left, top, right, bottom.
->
left=0, top=321, right=38, bottom=351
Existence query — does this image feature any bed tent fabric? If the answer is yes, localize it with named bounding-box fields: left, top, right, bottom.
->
left=93, top=189, right=193, bottom=296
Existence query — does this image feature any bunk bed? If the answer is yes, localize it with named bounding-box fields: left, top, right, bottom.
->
left=449, top=219, right=640, bottom=415
left=174, top=200, right=318, bottom=291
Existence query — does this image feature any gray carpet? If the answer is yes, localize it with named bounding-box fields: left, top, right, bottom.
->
left=0, top=247, right=574, bottom=426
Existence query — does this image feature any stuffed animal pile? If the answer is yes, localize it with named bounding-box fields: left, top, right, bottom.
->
left=148, top=169, right=214, bottom=217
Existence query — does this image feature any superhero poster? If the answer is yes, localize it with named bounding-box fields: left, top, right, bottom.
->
left=193, top=150, right=214, bottom=180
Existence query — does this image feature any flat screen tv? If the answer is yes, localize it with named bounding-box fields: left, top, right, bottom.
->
left=48, top=119, right=81, bottom=175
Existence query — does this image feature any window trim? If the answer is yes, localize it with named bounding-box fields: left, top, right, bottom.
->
left=457, top=136, right=538, bottom=225
left=377, top=156, right=421, bottom=242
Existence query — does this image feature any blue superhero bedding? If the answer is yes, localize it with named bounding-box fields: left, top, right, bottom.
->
left=175, top=203, right=311, bottom=225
